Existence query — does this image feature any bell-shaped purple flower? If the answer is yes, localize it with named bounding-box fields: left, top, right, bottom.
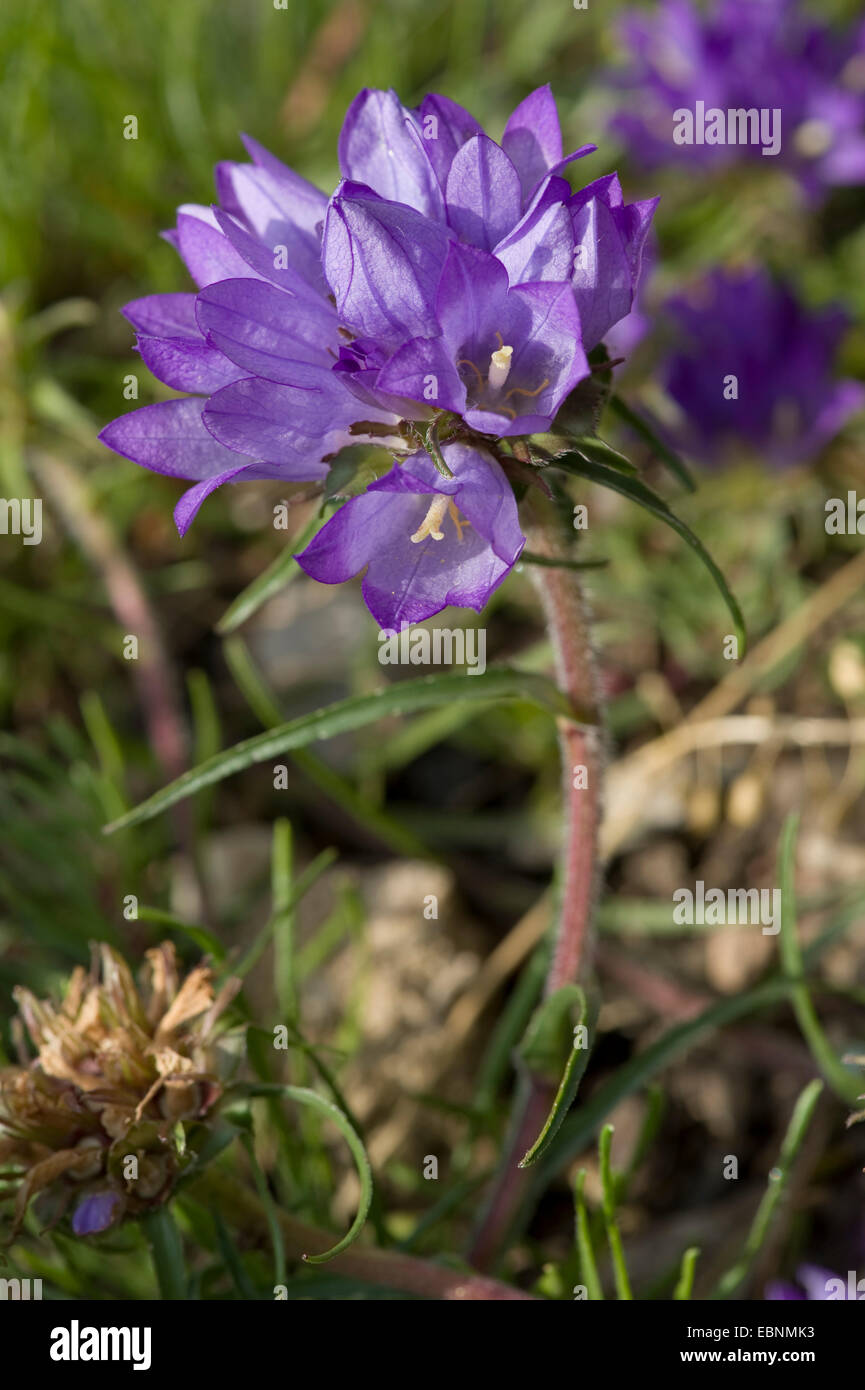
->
left=295, top=443, right=525, bottom=628
left=376, top=241, right=588, bottom=436
left=610, top=0, right=865, bottom=198
left=661, top=268, right=864, bottom=466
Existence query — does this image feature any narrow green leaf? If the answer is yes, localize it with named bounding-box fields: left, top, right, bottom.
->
left=142, top=1205, right=187, bottom=1300
left=599, top=1124, right=632, bottom=1300
left=212, top=1207, right=258, bottom=1299
left=271, top=819, right=296, bottom=1022
left=536, top=976, right=793, bottom=1187
left=574, top=1169, right=604, bottom=1301
left=519, top=986, right=593, bottom=1167
left=519, top=984, right=585, bottom=1078
left=608, top=394, right=697, bottom=493
left=231, top=847, right=337, bottom=982
left=216, top=508, right=324, bottom=634
left=777, top=814, right=860, bottom=1103
left=554, top=454, right=745, bottom=653
left=103, top=669, right=581, bottom=834
left=569, top=434, right=639, bottom=475
left=237, top=1084, right=373, bottom=1264
left=712, top=1079, right=823, bottom=1298
left=621, top=1084, right=665, bottom=1198
left=240, top=1132, right=286, bottom=1288
left=674, top=1247, right=700, bottom=1301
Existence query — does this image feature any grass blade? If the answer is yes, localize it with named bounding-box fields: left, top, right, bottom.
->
left=239, top=1084, right=374, bottom=1264
left=712, top=1078, right=823, bottom=1298
left=574, top=1169, right=603, bottom=1301
left=103, top=669, right=580, bottom=834
left=673, top=1247, right=700, bottom=1301
left=777, top=813, right=860, bottom=1104
left=142, top=1206, right=187, bottom=1300
left=599, top=1124, right=632, bottom=1300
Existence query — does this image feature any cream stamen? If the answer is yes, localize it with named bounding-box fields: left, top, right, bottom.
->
left=487, top=345, right=513, bottom=392
left=410, top=494, right=450, bottom=543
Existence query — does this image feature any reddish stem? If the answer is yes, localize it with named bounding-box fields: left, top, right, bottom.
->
left=468, top=497, right=605, bottom=1270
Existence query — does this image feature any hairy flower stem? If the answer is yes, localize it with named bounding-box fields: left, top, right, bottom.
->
left=468, top=493, right=605, bottom=1271
left=188, top=1168, right=536, bottom=1300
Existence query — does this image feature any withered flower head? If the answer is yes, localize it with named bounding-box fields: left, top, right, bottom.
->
left=0, top=942, right=242, bottom=1238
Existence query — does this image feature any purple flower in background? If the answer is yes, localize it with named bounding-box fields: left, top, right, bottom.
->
left=661, top=268, right=863, bottom=467
left=99, top=85, right=656, bottom=625
left=610, top=0, right=865, bottom=196
left=766, top=1264, right=859, bottom=1300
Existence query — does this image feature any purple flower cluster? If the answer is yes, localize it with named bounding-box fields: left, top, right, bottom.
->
left=610, top=0, right=865, bottom=196
left=660, top=268, right=863, bottom=468
left=100, top=86, right=656, bottom=627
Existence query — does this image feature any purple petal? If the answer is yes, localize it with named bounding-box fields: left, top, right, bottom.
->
left=808, top=379, right=865, bottom=457
left=501, top=84, right=564, bottom=200
left=569, top=194, right=635, bottom=352
left=445, top=135, right=523, bottom=250
left=203, top=372, right=390, bottom=470
left=295, top=487, right=410, bottom=585
left=434, top=240, right=512, bottom=348
left=212, top=208, right=330, bottom=302
left=414, top=94, right=484, bottom=186
left=797, top=1265, right=843, bottom=1301
left=338, top=88, right=444, bottom=219
left=424, top=443, right=525, bottom=563
left=765, top=1281, right=806, bottom=1301
left=494, top=197, right=575, bottom=286
left=100, top=397, right=254, bottom=481
left=72, top=1190, right=121, bottom=1236
left=136, top=335, right=244, bottom=394
left=545, top=144, right=598, bottom=184
left=322, top=183, right=450, bottom=345
left=375, top=334, right=466, bottom=414
left=215, top=162, right=326, bottom=294
left=239, top=134, right=328, bottom=235
left=195, top=278, right=337, bottom=380
left=122, top=293, right=199, bottom=337
left=364, top=445, right=524, bottom=625
left=174, top=211, right=262, bottom=288
left=174, top=464, right=256, bottom=536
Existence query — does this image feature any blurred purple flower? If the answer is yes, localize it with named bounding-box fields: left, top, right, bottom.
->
left=610, top=0, right=865, bottom=197
left=766, top=1264, right=857, bottom=1300
left=661, top=268, right=863, bottom=466
left=99, top=86, right=656, bottom=625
